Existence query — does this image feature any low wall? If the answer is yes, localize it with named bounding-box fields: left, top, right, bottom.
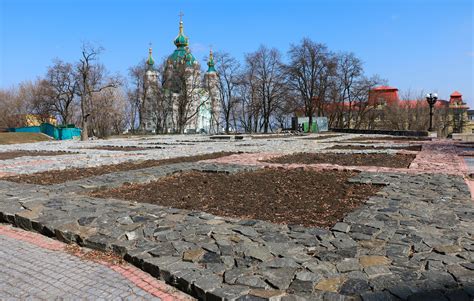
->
left=9, top=123, right=81, bottom=140
left=452, top=133, right=474, bottom=142
left=330, top=128, right=429, bottom=137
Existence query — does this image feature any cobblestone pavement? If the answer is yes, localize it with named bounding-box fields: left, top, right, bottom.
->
left=204, top=140, right=466, bottom=176
left=0, top=134, right=473, bottom=300
left=0, top=133, right=413, bottom=176
left=0, top=224, right=195, bottom=300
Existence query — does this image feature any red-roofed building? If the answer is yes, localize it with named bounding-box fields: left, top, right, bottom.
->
left=449, top=91, right=468, bottom=108
left=368, top=86, right=399, bottom=107
left=368, top=86, right=471, bottom=135
left=368, top=86, right=449, bottom=109
left=290, top=85, right=471, bottom=136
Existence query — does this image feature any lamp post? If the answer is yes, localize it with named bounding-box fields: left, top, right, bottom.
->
left=425, top=93, right=438, bottom=132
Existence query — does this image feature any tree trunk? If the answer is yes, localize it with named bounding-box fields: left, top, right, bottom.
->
left=225, top=110, right=230, bottom=133
left=81, top=117, right=88, bottom=140
left=80, top=95, right=88, bottom=141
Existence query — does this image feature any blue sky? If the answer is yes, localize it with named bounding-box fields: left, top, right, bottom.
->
left=1, top=0, right=473, bottom=106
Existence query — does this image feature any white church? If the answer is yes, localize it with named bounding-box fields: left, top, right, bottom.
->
left=140, top=16, right=221, bottom=134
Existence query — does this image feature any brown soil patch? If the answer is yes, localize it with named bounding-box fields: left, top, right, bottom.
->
left=328, top=145, right=422, bottom=151
left=266, top=152, right=416, bottom=168
left=138, top=142, right=195, bottom=146
left=65, top=244, right=125, bottom=265
left=5, top=152, right=237, bottom=185
left=0, top=150, right=73, bottom=161
left=91, top=169, right=381, bottom=228
left=252, top=134, right=299, bottom=139
left=302, top=134, right=341, bottom=140
left=87, top=145, right=161, bottom=151
left=347, top=136, right=431, bottom=143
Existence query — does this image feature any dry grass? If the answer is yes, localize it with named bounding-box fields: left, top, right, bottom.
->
left=65, top=244, right=125, bottom=265
left=0, top=133, right=51, bottom=145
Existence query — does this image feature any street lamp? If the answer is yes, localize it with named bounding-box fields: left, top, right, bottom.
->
left=425, top=92, right=438, bottom=132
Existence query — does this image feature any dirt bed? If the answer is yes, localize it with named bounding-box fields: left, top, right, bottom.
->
left=266, top=152, right=416, bottom=168
left=0, top=151, right=73, bottom=161
left=302, top=134, right=341, bottom=140
left=5, top=152, right=237, bottom=185
left=91, top=169, right=381, bottom=228
left=251, top=135, right=301, bottom=139
left=328, top=145, right=422, bottom=151
left=347, top=136, right=431, bottom=142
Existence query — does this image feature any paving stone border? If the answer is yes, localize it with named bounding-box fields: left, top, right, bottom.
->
left=0, top=161, right=473, bottom=300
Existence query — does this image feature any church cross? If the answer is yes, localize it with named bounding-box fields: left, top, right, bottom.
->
left=179, top=11, right=184, bottom=21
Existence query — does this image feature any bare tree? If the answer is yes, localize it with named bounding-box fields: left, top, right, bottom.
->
left=75, top=43, right=121, bottom=140
left=149, top=62, right=167, bottom=134
left=0, top=85, right=31, bottom=127
left=164, top=58, right=205, bottom=133
left=286, top=39, right=335, bottom=131
left=88, top=87, right=128, bottom=138
left=352, top=75, right=384, bottom=129
left=27, top=79, right=55, bottom=122
left=42, top=60, right=77, bottom=125
left=127, top=62, right=147, bottom=132
left=246, top=46, right=287, bottom=133
left=334, top=52, right=363, bottom=128
left=236, top=60, right=261, bottom=133
left=213, top=51, right=240, bottom=133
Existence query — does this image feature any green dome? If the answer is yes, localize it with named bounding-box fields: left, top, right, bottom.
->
left=173, top=21, right=189, bottom=47
left=168, top=19, right=196, bottom=66
left=168, top=47, right=196, bottom=66
left=174, top=36, right=188, bottom=48
left=206, top=50, right=216, bottom=73
left=146, top=48, right=155, bottom=69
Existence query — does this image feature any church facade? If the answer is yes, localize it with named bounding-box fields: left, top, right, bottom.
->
left=140, top=17, right=221, bottom=134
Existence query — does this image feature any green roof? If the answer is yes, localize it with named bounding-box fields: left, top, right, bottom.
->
left=168, top=19, right=196, bottom=66
left=206, top=50, right=216, bottom=73
left=146, top=48, right=155, bottom=69
left=168, top=47, right=196, bottom=66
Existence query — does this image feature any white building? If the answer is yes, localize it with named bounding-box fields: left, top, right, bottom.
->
left=140, top=17, right=221, bottom=134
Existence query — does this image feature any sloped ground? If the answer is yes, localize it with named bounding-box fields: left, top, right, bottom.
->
left=0, top=132, right=51, bottom=145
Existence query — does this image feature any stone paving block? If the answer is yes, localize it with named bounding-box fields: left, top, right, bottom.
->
left=364, top=265, right=393, bottom=279
left=314, top=276, right=346, bottom=293
left=288, top=271, right=323, bottom=293
left=259, top=267, right=297, bottom=290
left=332, top=223, right=351, bottom=233
left=336, top=258, right=361, bottom=273
left=406, top=291, right=449, bottom=301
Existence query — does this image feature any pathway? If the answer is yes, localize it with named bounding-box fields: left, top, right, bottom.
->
left=0, top=224, right=194, bottom=301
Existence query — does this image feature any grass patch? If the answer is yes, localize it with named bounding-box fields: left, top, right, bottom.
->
left=0, top=133, right=51, bottom=145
